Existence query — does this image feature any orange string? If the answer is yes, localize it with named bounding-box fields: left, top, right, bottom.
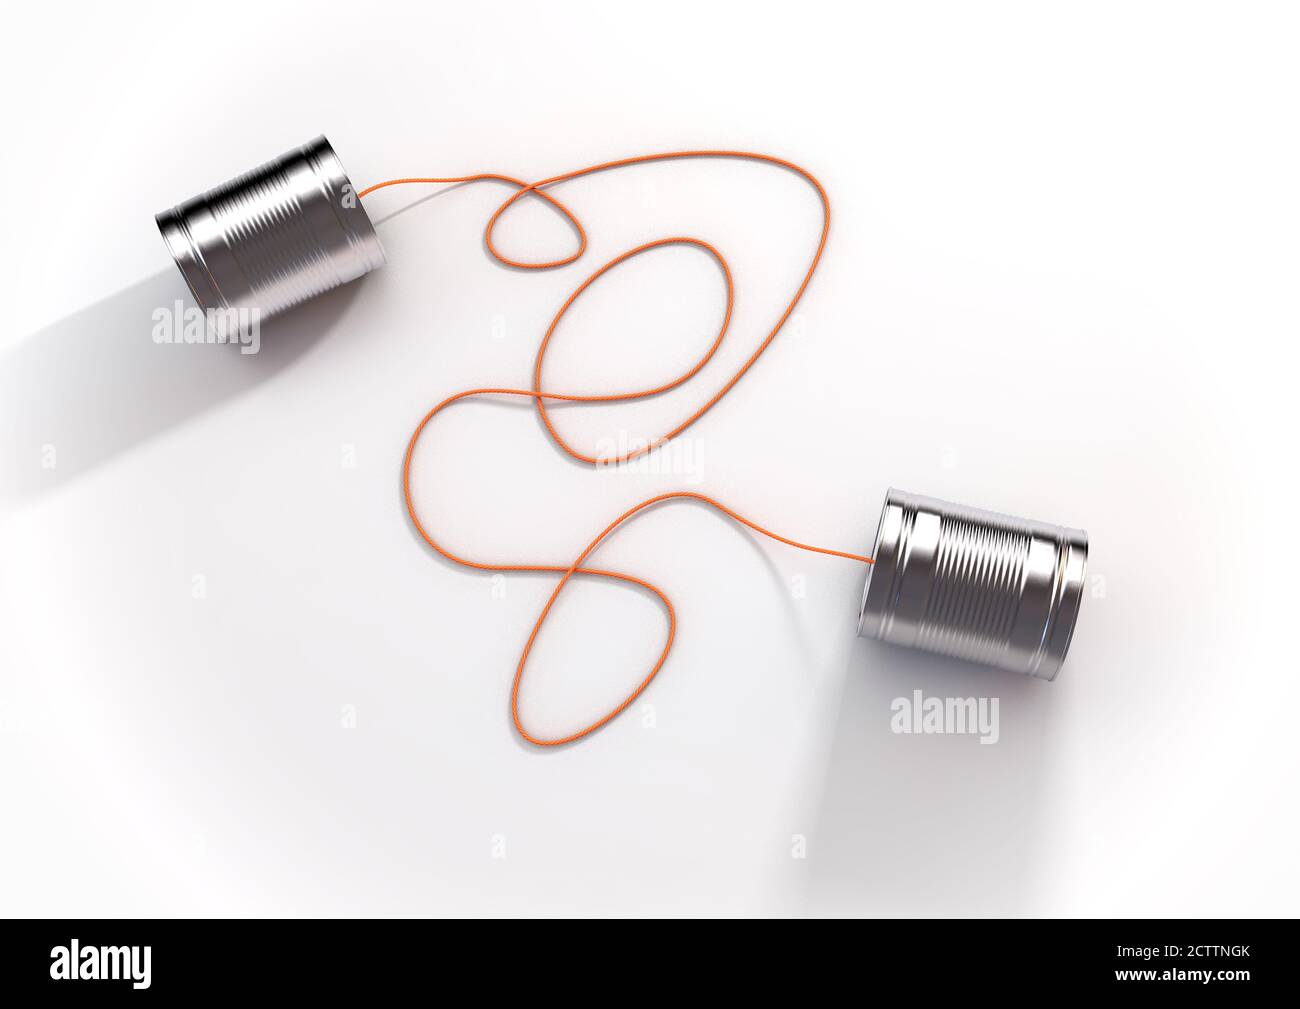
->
left=361, top=151, right=873, bottom=747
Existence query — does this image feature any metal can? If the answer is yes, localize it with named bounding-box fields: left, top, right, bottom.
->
left=155, top=135, right=385, bottom=331
left=858, top=489, right=1088, bottom=679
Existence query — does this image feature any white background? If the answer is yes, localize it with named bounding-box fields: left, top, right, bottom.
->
left=2, top=1, right=1297, bottom=917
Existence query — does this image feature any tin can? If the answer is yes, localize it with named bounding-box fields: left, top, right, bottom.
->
left=858, top=489, right=1088, bottom=679
left=155, top=135, right=385, bottom=331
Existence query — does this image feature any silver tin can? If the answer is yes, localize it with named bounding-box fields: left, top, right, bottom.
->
left=155, top=135, right=385, bottom=330
left=858, top=489, right=1088, bottom=679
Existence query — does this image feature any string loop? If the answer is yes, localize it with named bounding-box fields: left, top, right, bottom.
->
left=361, top=151, right=872, bottom=747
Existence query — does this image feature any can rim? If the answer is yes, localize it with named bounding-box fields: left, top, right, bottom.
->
left=1035, top=527, right=1088, bottom=680
left=301, top=135, right=387, bottom=275
left=156, top=204, right=227, bottom=312
left=855, top=487, right=897, bottom=638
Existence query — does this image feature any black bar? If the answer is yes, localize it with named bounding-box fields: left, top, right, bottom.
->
left=0, top=919, right=1287, bottom=997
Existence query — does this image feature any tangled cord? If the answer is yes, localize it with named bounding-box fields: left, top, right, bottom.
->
left=360, top=151, right=873, bottom=747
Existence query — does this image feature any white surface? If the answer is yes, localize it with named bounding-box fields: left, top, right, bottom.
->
left=2, top=0, right=1297, bottom=917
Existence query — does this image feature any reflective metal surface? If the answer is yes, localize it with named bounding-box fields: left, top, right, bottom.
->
left=858, top=489, right=1088, bottom=679
left=155, top=135, right=385, bottom=327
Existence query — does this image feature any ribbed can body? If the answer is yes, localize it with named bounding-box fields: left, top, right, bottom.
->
left=155, top=136, right=385, bottom=329
left=858, top=489, right=1087, bottom=679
